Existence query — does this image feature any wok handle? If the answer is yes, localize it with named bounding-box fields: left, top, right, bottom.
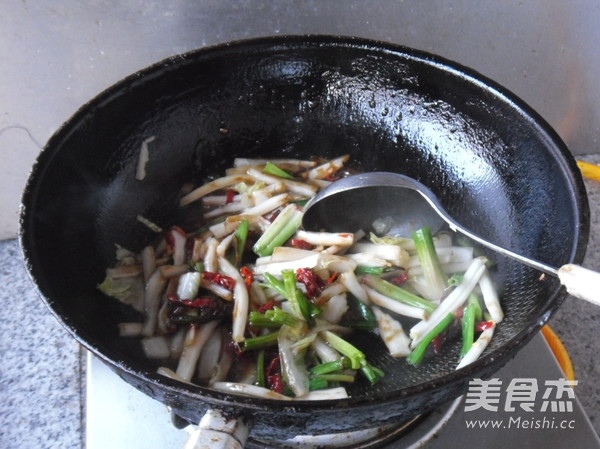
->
left=184, top=409, right=252, bottom=449
left=558, top=264, right=600, bottom=306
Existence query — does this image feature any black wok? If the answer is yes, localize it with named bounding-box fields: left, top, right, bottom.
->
left=19, top=35, right=589, bottom=441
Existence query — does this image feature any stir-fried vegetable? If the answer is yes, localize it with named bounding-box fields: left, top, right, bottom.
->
left=99, top=154, right=503, bottom=400
left=412, top=227, right=448, bottom=302
left=406, top=312, right=454, bottom=366
left=253, top=204, right=303, bottom=257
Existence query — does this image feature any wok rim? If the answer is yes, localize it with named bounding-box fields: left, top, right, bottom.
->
left=18, top=34, right=590, bottom=415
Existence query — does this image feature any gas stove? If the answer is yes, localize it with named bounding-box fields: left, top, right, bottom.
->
left=86, top=332, right=600, bottom=448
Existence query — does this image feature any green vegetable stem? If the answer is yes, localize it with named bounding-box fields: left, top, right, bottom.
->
left=407, top=312, right=455, bottom=366
left=361, top=275, right=436, bottom=314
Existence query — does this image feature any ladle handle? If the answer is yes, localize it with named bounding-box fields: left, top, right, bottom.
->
left=447, top=224, right=600, bottom=306
left=557, top=264, right=600, bottom=306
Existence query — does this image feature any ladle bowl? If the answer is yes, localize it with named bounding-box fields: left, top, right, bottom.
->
left=303, top=172, right=600, bottom=306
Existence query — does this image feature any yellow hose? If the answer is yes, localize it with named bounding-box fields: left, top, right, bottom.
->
left=541, top=325, right=576, bottom=383
left=577, top=160, right=600, bottom=182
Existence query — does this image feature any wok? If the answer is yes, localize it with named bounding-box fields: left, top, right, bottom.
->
left=19, top=35, right=589, bottom=442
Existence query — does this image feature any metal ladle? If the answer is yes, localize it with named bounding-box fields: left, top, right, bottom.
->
left=302, top=172, right=600, bottom=306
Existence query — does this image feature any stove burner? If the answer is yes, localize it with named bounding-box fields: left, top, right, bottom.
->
left=244, top=397, right=462, bottom=449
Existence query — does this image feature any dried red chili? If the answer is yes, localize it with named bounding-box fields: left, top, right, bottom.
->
left=433, top=330, right=448, bottom=354
left=326, top=272, right=340, bottom=284
left=225, top=189, right=237, bottom=204
left=476, top=320, right=495, bottom=332
left=240, top=266, right=253, bottom=288
left=290, top=238, right=313, bottom=250
left=266, top=356, right=285, bottom=394
left=296, top=267, right=325, bottom=298
left=258, top=299, right=278, bottom=313
left=389, top=272, right=409, bottom=286
left=203, top=271, right=236, bottom=290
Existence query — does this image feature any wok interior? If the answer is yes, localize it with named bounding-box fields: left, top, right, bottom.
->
left=21, top=37, right=587, bottom=434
